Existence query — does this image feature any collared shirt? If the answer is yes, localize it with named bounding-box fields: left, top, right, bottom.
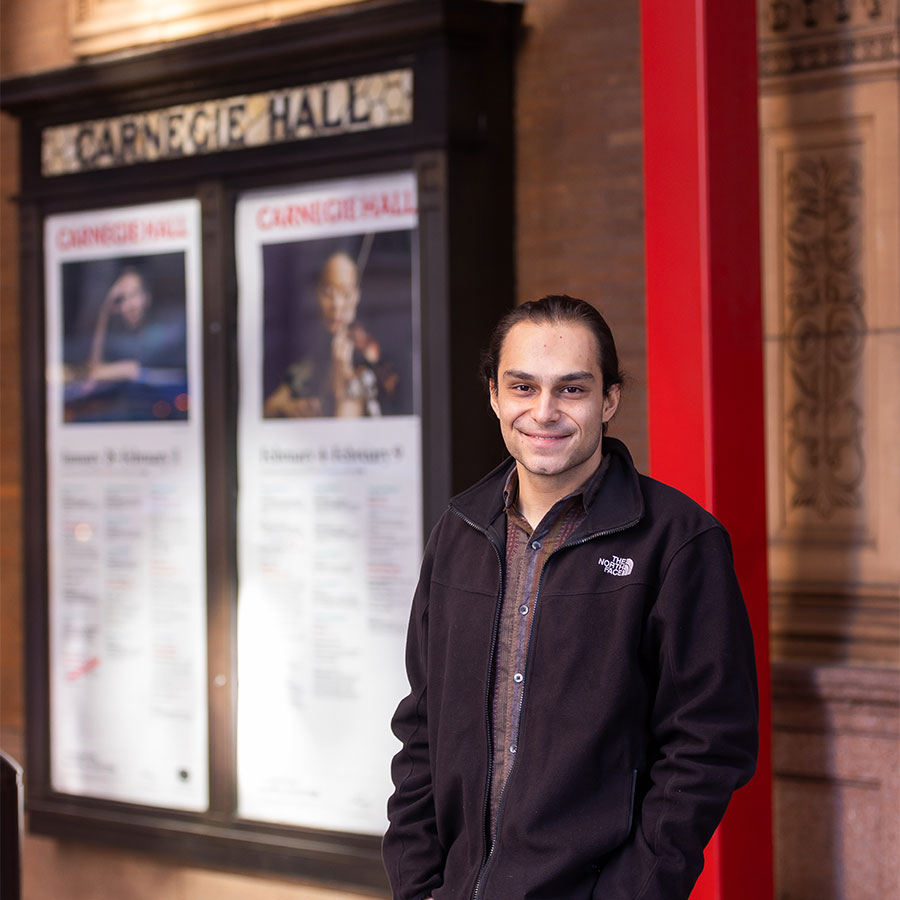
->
left=488, top=455, right=611, bottom=839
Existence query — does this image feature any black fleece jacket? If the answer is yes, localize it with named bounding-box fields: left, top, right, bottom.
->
left=383, top=438, right=759, bottom=900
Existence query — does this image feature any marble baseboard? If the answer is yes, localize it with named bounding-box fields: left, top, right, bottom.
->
left=772, top=662, right=900, bottom=900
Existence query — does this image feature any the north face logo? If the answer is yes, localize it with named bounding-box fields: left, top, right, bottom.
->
left=598, top=555, right=634, bottom=576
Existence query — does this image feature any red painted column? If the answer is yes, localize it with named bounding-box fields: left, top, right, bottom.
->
left=639, top=2, right=773, bottom=899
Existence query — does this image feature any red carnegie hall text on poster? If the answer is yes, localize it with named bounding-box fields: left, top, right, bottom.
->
left=55, top=216, right=190, bottom=251
left=255, top=188, right=417, bottom=232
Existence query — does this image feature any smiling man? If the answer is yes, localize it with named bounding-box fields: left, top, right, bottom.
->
left=383, top=295, right=759, bottom=900
left=264, top=251, right=405, bottom=419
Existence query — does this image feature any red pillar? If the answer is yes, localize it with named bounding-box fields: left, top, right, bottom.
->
left=639, top=2, right=774, bottom=899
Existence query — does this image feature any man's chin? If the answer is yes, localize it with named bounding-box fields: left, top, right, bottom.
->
left=517, top=455, right=570, bottom=477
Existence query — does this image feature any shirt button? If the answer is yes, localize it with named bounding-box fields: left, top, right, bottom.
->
left=509, top=744, right=517, bottom=754
left=513, top=672, right=524, bottom=683
left=531, top=540, right=542, bottom=550
left=518, top=604, right=528, bottom=615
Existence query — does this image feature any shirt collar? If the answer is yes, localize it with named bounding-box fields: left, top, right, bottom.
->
left=502, top=451, right=613, bottom=516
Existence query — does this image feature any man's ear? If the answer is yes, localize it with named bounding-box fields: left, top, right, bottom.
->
left=489, top=380, right=500, bottom=418
left=602, top=384, right=620, bottom=423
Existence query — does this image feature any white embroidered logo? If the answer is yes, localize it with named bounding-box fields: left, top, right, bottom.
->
left=598, top=555, right=634, bottom=576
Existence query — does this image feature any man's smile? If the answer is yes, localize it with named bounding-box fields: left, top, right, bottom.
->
left=519, top=429, right=571, bottom=444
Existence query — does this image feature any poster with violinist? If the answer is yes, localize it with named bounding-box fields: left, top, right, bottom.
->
left=235, top=172, right=422, bottom=833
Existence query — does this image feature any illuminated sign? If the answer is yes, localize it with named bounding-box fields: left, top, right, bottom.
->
left=42, top=69, right=413, bottom=176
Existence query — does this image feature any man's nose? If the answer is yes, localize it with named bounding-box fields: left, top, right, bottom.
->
left=334, top=292, right=353, bottom=314
left=531, top=391, right=560, bottom=424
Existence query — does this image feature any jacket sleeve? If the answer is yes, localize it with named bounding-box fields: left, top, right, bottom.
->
left=382, top=523, right=444, bottom=900
left=592, top=526, right=760, bottom=900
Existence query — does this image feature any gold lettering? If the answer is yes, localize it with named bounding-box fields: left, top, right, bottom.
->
left=166, top=112, right=185, bottom=156
left=227, top=102, right=245, bottom=147
left=269, top=94, right=290, bottom=141
left=190, top=108, right=211, bottom=151
left=41, top=69, right=413, bottom=176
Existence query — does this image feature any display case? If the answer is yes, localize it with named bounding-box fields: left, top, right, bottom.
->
left=0, top=1, right=519, bottom=890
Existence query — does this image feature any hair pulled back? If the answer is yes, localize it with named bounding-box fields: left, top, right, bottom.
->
left=480, top=294, right=625, bottom=397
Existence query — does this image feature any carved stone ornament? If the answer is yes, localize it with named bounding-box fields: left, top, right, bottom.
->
left=766, top=0, right=885, bottom=33
left=782, top=151, right=866, bottom=519
left=758, top=0, right=899, bottom=78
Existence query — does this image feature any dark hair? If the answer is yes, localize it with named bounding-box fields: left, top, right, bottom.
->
left=113, top=264, right=151, bottom=296
left=480, top=295, right=625, bottom=430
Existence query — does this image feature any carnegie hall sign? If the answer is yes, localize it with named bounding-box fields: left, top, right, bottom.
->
left=42, top=68, right=413, bottom=176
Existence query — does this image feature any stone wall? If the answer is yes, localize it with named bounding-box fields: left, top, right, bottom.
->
left=758, top=0, right=900, bottom=896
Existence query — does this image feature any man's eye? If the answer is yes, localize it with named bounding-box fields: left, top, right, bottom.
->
left=511, top=384, right=533, bottom=393
left=561, top=385, right=583, bottom=394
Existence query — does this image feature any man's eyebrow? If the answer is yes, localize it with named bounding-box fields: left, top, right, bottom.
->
left=501, top=369, right=596, bottom=382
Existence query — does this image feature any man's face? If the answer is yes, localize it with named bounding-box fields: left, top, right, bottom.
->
left=490, top=320, right=619, bottom=492
left=115, top=272, right=150, bottom=330
left=317, top=255, right=361, bottom=334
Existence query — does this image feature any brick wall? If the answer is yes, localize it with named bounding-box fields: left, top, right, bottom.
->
left=515, top=0, right=648, bottom=468
left=0, top=110, right=22, bottom=731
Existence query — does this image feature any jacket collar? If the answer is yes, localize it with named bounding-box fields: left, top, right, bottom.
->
left=449, top=437, right=645, bottom=538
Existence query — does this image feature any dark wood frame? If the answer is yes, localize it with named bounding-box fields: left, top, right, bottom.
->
left=1, top=1, right=518, bottom=891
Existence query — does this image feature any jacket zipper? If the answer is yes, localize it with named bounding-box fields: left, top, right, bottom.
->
left=448, top=506, right=505, bottom=900
left=452, top=506, right=641, bottom=900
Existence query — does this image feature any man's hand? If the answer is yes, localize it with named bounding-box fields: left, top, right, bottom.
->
left=328, top=327, right=365, bottom=417
left=103, top=273, right=131, bottom=312
left=262, top=383, right=322, bottom=418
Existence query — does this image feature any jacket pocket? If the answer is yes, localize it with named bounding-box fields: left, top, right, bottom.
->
left=626, top=767, right=638, bottom=835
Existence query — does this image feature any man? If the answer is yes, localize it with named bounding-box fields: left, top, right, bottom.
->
left=88, top=266, right=154, bottom=383
left=383, top=295, right=759, bottom=900
left=65, top=264, right=188, bottom=423
left=264, top=251, right=401, bottom=418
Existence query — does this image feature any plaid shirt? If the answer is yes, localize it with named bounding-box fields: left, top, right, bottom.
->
left=488, top=454, right=611, bottom=839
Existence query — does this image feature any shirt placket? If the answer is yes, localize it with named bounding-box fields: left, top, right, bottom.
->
left=488, top=498, right=584, bottom=839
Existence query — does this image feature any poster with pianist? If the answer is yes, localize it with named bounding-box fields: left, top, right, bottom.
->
left=234, top=171, right=423, bottom=834
left=43, top=200, right=208, bottom=810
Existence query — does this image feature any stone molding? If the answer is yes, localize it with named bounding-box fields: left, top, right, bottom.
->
left=68, top=0, right=360, bottom=58
left=771, top=662, right=899, bottom=898
left=760, top=29, right=900, bottom=78
left=758, top=0, right=900, bottom=79
left=770, top=586, right=900, bottom=666
left=772, top=660, right=900, bottom=724
left=760, top=0, right=894, bottom=38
